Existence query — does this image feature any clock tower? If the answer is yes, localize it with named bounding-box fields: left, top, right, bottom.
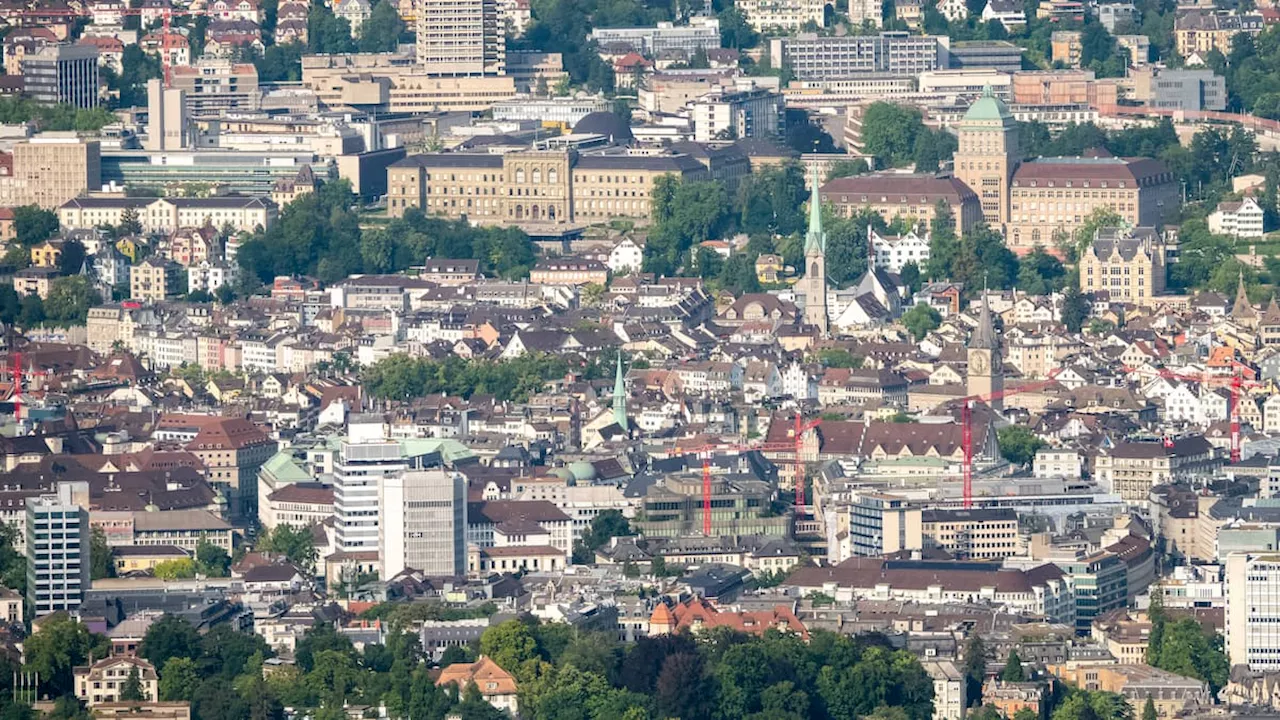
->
left=967, top=291, right=1003, bottom=410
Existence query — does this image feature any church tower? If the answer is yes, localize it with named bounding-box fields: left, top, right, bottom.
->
left=967, top=291, right=1003, bottom=410
left=954, top=86, right=1018, bottom=228
left=802, top=167, right=829, bottom=334
left=613, top=351, right=628, bottom=430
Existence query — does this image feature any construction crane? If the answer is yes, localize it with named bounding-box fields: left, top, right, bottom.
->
left=675, top=411, right=821, bottom=537
left=954, top=369, right=1064, bottom=509
left=1135, top=364, right=1262, bottom=463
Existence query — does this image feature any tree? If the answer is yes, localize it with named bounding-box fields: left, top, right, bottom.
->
left=1061, top=278, right=1091, bottom=333
left=0, top=522, right=25, bottom=596
left=14, top=206, right=59, bottom=246
left=573, top=510, right=632, bottom=564
left=140, top=615, right=203, bottom=672
left=901, top=304, right=941, bottom=341
left=256, top=523, right=317, bottom=574
left=120, top=665, right=147, bottom=701
left=89, top=526, right=115, bottom=580
left=1072, top=207, right=1125, bottom=258
left=295, top=622, right=356, bottom=673
left=358, top=0, right=405, bottom=52
left=308, top=3, right=356, bottom=54
left=118, top=206, right=143, bottom=236
left=58, top=239, right=86, bottom=275
left=998, top=426, right=1045, bottom=466
left=900, top=261, right=922, bottom=294
left=861, top=102, right=927, bottom=168
left=196, top=538, right=231, bottom=576
left=826, top=157, right=870, bottom=182
left=479, top=620, right=539, bottom=674
left=1142, top=697, right=1157, bottom=720
left=656, top=653, right=713, bottom=720
left=817, top=348, right=864, bottom=369
left=43, top=276, right=96, bottom=326
left=1001, top=650, right=1025, bottom=682
left=718, top=6, right=759, bottom=49
left=158, top=657, right=200, bottom=701
left=153, top=558, right=198, bottom=579
left=24, top=614, right=108, bottom=696
left=963, top=634, right=987, bottom=707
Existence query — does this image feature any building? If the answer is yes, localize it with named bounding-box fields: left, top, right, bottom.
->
left=819, top=173, right=983, bottom=235
left=300, top=53, right=516, bottom=114
left=529, top=259, right=609, bottom=285
left=692, top=86, right=784, bottom=143
left=491, top=95, right=610, bottom=126
left=1094, top=437, right=1219, bottom=505
left=1078, top=226, right=1168, bottom=305
left=75, top=657, right=159, bottom=705
left=736, top=0, right=826, bottom=31
left=769, top=33, right=947, bottom=80
left=26, top=481, right=91, bottom=616
left=261, top=483, right=334, bottom=531
left=1116, top=35, right=1150, bottom=66
left=923, top=661, right=968, bottom=720
left=590, top=17, right=720, bottom=56
left=1051, top=31, right=1082, bottom=67
left=1052, top=551, right=1128, bottom=633
left=24, top=43, right=99, bottom=108
left=2, top=133, right=101, bottom=210
left=1209, top=196, right=1265, bottom=239
left=146, top=78, right=188, bottom=151
left=59, top=196, right=276, bottom=234
left=1149, top=69, right=1226, bottom=112
left=1175, top=11, right=1263, bottom=57
left=1008, top=156, right=1178, bottom=253
left=948, top=41, right=1023, bottom=72
left=921, top=508, right=1020, bottom=559
left=436, top=657, right=518, bottom=716
left=954, top=85, right=1019, bottom=227
left=417, top=0, right=504, bottom=76
left=1226, top=551, right=1280, bottom=670
left=168, top=61, right=261, bottom=116
left=385, top=147, right=709, bottom=223
left=842, top=493, right=923, bottom=558
left=184, top=417, right=277, bottom=521
left=129, top=257, right=181, bottom=301
left=380, top=470, right=468, bottom=578
left=968, top=284, right=1003, bottom=408
left=869, top=227, right=929, bottom=273
left=1048, top=663, right=1210, bottom=719
left=800, top=169, right=828, bottom=333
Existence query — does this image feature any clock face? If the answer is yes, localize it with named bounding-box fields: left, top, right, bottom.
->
left=971, top=352, right=988, bottom=374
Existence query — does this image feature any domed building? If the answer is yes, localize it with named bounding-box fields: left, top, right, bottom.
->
left=572, top=111, right=634, bottom=145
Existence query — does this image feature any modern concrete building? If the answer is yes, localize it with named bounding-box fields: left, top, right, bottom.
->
left=1, top=133, right=101, bottom=210
left=1150, top=69, right=1226, bottom=111
left=168, top=60, right=261, bottom=115
left=1227, top=551, right=1280, bottom=670
left=335, top=439, right=407, bottom=553
left=145, top=77, right=188, bottom=151
left=417, top=0, right=505, bottom=76
left=692, top=86, right=784, bottom=142
left=300, top=53, right=516, bottom=113
left=380, top=470, right=468, bottom=578
left=921, top=508, right=1020, bottom=560
left=26, top=481, right=91, bottom=616
left=844, top=492, right=923, bottom=557
left=769, top=32, right=947, bottom=80
left=1078, top=226, right=1168, bottom=305
left=24, top=43, right=100, bottom=108
left=590, top=17, right=721, bottom=56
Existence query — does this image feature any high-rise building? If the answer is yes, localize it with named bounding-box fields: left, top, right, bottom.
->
left=417, top=0, right=505, bottom=76
left=380, top=470, right=468, bottom=578
left=953, top=85, right=1019, bottom=226
left=145, top=78, right=188, bottom=151
left=800, top=166, right=828, bottom=334
left=26, top=481, right=91, bottom=616
left=1227, top=552, right=1280, bottom=670
left=335, top=440, right=407, bottom=553
left=1, top=133, right=102, bottom=210
left=24, top=44, right=100, bottom=108
left=168, top=60, right=262, bottom=116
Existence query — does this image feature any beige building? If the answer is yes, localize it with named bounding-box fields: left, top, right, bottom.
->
left=1175, top=11, right=1263, bottom=58
left=1048, top=663, right=1210, bottom=719
left=954, top=86, right=1019, bottom=226
left=301, top=53, right=516, bottom=113
left=75, top=656, right=159, bottom=705
left=529, top=258, right=609, bottom=285
left=387, top=148, right=709, bottom=223
left=130, top=257, right=183, bottom=301
left=819, top=173, right=983, bottom=235
left=1079, top=226, right=1167, bottom=304
left=921, top=508, right=1020, bottom=560
left=1095, top=437, right=1219, bottom=505
left=736, top=0, right=827, bottom=31
left=1, top=133, right=101, bottom=210
left=59, top=196, right=276, bottom=233
left=417, top=0, right=504, bottom=76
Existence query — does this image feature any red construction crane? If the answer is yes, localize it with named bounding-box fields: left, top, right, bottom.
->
left=675, top=411, right=821, bottom=536
left=1134, top=364, right=1262, bottom=463
left=955, top=368, right=1064, bottom=509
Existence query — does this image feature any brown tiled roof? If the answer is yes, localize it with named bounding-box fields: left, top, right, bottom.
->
left=436, top=657, right=517, bottom=695
left=469, top=500, right=571, bottom=525
left=821, top=173, right=979, bottom=203
left=1012, top=157, right=1170, bottom=185
left=267, top=482, right=333, bottom=505
left=188, top=417, right=272, bottom=451
left=788, top=557, right=1064, bottom=593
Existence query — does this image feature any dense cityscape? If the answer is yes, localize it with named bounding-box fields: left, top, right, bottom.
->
left=4, top=0, right=1280, bottom=719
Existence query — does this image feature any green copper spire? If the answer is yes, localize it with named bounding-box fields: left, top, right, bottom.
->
left=613, top=351, right=627, bottom=430
left=805, top=165, right=824, bottom=255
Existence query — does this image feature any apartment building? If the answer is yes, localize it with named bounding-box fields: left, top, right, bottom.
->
left=130, top=257, right=183, bottom=301
left=921, top=508, right=1020, bottom=560
left=1209, top=196, right=1265, bottom=239
left=26, top=481, right=90, bottom=615
left=24, top=43, right=99, bottom=108
left=417, top=0, right=504, bottom=76
left=736, top=0, right=826, bottom=31
left=386, top=148, right=708, bottom=223
left=59, top=195, right=277, bottom=233
left=1094, top=437, right=1219, bottom=505
left=692, top=86, right=784, bottom=142
left=168, top=60, right=262, bottom=115
left=769, top=32, right=946, bottom=80
left=1078, top=226, right=1168, bottom=305
left=1, top=134, right=101, bottom=210
left=185, top=417, right=278, bottom=521
left=1175, top=11, right=1263, bottom=57
left=75, top=657, right=158, bottom=706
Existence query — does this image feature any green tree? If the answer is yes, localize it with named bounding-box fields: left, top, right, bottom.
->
left=1061, top=277, right=1091, bottom=333
left=44, top=276, right=96, bottom=326
left=816, top=348, right=864, bottom=369
left=13, top=206, right=58, bottom=246
left=901, top=304, right=941, bottom=341
left=89, top=526, right=115, bottom=580
left=196, top=538, right=231, bottom=577
left=257, top=523, right=317, bottom=574
left=861, top=102, right=927, bottom=168
left=120, top=665, right=147, bottom=701
left=1142, top=697, right=1157, bottom=720
left=24, top=614, right=109, bottom=696
left=826, top=157, right=870, bottom=182
left=158, top=657, right=200, bottom=702
left=153, top=558, right=198, bottom=579
left=963, top=634, right=987, bottom=707
left=0, top=521, right=25, bottom=596
left=1072, top=207, right=1125, bottom=258
left=140, top=615, right=203, bottom=672
left=998, top=426, right=1046, bottom=466
left=358, top=0, right=405, bottom=52
left=1001, top=650, right=1025, bottom=682
left=308, top=3, right=356, bottom=54
left=479, top=620, right=539, bottom=674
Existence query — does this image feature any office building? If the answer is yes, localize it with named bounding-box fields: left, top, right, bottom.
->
left=692, top=86, right=784, bottom=142
left=1094, top=438, right=1218, bottom=505
left=590, top=17, right=721, bottom=56
left=1078, top=226, right=1168, bottom=305
left=145, top=78, right=188, bottom=151
left=417, top=0, right=505, bottom=76
left=491, top=94, right=610, bottom=126
left=948, top=40, right=1023, bottom=72
left=840, top=493, right=923, bottom=559
left=26, top=481, right=91, bottom=616
left=380, top=470, right=468, bottom=578
left=1227, top=552, right=1280, bottom=670
left=1149, top=69, right=1226, bottom=111
left=335, top=440, right=407, bottom=553
left=1054, top=551, right=1128, bottom=633
left=168, top=60, right=261, bottom=116
left=770, top=33, right=947, bottom=80
left=24, top=43, right=99, bottom=108
left=301, top=53, right=516, bottom=113
left=2, top=133, right=102, bottom=210
left=921, top=508, right=1020, bottom=560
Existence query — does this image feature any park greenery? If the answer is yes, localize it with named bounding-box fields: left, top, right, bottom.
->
left=1146, top=591, right=1230, bottom=694
left=362, top=353, right=575, bottom=403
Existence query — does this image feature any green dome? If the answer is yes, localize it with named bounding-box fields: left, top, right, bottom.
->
left=962, top=86, right=1013, bottom=124
left=568, top=461, right=598, bottom=483
left=550, top=468, right=574, bottom=481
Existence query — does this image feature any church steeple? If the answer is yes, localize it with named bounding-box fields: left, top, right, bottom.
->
left=613, top=351, right=627, bottom=430
left=967, top=283, right=1003, bottom=409
left=971, top=283, right=997, bottom=350
left=802, top=166, right=829, bottom=334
